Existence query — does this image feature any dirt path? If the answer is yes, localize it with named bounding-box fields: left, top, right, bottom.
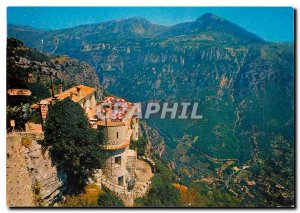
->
left=135, top=160, right=154, bottom=183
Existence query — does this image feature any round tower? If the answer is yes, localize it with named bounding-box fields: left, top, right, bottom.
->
left=95, top=97, right=139, bottom=190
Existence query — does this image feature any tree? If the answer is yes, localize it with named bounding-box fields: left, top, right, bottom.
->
left=7, top=102, right=32, bottom=130
left=98, top=188, right=124, bottom=207
left=135, top=173, right=181, bottom=207
left=62, top=183, right=103, bottom=207
left=42, top=98, right=106, bottom=194
left=129, top=136, right=147, bottom=156
left=134, top=160, right=182, bottom=207
left=186, top=182, right=242, bottom=207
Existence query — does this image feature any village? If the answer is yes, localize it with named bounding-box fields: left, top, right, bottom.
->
left=7, top=83, right=156, bottom=206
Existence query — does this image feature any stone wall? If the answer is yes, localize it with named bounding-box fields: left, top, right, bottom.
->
left=100, top=175, right=151, bottom=207
left=106, top=125, right=127, bottom=146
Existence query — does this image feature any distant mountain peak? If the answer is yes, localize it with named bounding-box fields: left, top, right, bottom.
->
left=196, top=13, right=224, bottom=22
left=114, top=17, right=151, bottom=23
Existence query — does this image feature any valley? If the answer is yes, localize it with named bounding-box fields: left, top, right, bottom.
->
left=7, top=13, right=295, bottom=207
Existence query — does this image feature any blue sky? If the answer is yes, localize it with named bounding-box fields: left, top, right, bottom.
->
left=7, top=7, right=294, bottom=42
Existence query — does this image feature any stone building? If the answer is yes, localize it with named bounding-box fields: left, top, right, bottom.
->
left=34, top=85, right=142, bottom=196
left=85, top=95, right=139, bottom=190
left=32, top=84, right=97, bottom=109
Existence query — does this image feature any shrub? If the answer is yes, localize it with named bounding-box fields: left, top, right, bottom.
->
left=62, top=183, right=103, bottom=207
left=21, top=137, right=32, bottom=148
left=98, top=189, right=124, bottom=207
left=134, top=161, right=181, bottom=207
left=32, top=182, right=43, bottom=206
left=130, top=136, right=147, bottom=156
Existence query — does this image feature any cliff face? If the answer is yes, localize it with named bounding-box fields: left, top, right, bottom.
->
left=7, top=134, right=34, bottom=207
left=7, top=133, right=63, bottom=207
left=140, top=121, right=165, bottom=158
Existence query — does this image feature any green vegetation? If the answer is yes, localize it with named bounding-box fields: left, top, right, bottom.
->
left=135, top=157, right=241, bottom=207
left=62, top=183, right=103, bottom=207
left=21, top=137, right=32, bottom=148
left=188, top=182, right=241, bottom=207
left=135, top=159, right=181, bottom=207
left=61, top=184, right=124, bottom=207
left=97, top=188, right=124, bottom=207
left=129, top=136, right=147, bottom=156
left=42, top=98, right=106, bottom=194
left=6, top=40, right=33, bottom=128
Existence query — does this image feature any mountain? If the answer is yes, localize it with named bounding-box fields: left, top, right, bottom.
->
left=7, top=13, right=295, bottom=206
left=160, top=13, right=264, bottom=44
left=8, top=13, right=264, bottom=54
left=8, top=24, right=46, bottom=47
left=8, top=17, right=169, bottom=54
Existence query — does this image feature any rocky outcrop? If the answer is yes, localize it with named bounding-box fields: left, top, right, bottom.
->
left=140, top=121, right=165, bottom=158
left=7, top=134, right=34, bottom=207
left=7, top=133, right=63, bottom=207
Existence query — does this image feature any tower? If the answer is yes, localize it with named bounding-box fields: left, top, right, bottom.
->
left=95, top=97, right=139, bottom=192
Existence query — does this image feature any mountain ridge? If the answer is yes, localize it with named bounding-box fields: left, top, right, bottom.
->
left=8, top=13, right=265, bottom=47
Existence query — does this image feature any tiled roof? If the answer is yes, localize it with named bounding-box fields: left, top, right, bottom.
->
left=57, top=85, right=96, bottom=102
left=31, top=85, right=96, bottom=108
left=94, top=102, right=137, bottom=126
left=96, top=120, right=125, bottom=127
left=100, top=139, right=130, bottom=150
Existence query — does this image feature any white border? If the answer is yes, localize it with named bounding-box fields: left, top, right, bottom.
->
left=1, top=0, right=299, bottom=6
left=1, top=0, right=298, bottom=213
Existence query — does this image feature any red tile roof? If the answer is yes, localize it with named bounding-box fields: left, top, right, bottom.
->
left=31, top=85, right=96, bottom=108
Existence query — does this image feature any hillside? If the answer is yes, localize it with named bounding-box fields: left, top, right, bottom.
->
left=7, top=13, right=295, bottom=207
left=7, top=38, right=103, bottom=96
left=7, top=38, right=103, bottom=130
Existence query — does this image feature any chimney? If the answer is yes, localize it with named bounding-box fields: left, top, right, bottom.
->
left=58, top=84, right=63, bottom=94
left=76, top=86, right=81, bottom=97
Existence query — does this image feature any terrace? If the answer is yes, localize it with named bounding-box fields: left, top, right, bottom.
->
left=86, top=96, right=138, bottom=126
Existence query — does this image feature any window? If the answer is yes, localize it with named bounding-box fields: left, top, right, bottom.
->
left=118, top=176, right=124, bottom=186
left=115, top=156, right=121, bottom=167
left=116, top=132, right=119, bottom=139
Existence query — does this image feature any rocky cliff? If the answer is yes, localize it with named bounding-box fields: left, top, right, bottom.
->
left=7, top=133, right=63, bottom=207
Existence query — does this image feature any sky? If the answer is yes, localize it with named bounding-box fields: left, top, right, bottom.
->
left=7, top=7, right=294, bottom=42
